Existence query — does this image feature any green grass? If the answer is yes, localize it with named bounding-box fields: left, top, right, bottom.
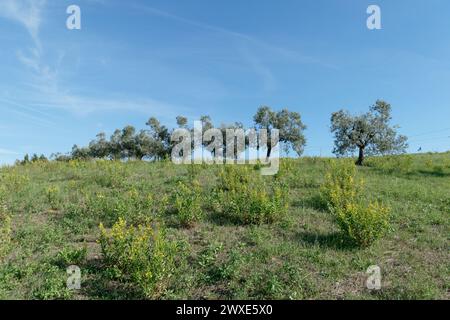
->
left=0, top=153, right=449, bottom=300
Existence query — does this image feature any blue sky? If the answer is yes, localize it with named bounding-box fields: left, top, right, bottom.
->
left=1, top=0, right=450, bottom=164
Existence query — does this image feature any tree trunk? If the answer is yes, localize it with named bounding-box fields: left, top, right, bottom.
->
left=266, top=144, right=272, bottom=159
left=356, top=147, right=365, bottom=166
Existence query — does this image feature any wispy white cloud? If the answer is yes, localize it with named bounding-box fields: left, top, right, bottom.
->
left=0, top=148, right=19, bottom=156
left=136, top=5, right=253, bottom=42
left=26, top=91, right=190, bottom=118
left=0, top=0, right=57, bottom=126
left=135, top=5, right=333, bottom=92
left=0, top=0, right=52, bottom=85
left=0, top=0, right=47, bottom=49
left=239, top=47, right=277, bottom=92
left=0, top=1, right=187, bottom=120
left=135, top=5, right=329, bottom=65
left=2, top=75, right=189, bottom=121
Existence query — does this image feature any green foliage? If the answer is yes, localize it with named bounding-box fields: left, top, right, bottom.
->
left=85, top=188, right=168, bottom=226
left=200, top=242, right=246, bottom=284
left=217, top=165, right=253, bottom=192
left=186, top=164, right=201, bottom=180
left=254, top=106, right=307, bottom=156
left=0, top=170, right=29, bottom=193
left=94, top=160, right=129, bottom=188
left=31, top=264, right=72, bottom=300
left=0, top=154, right=448, bottom=300
left=44, top=106, right=308, bottom=162
left=321, top=160, right=390, bottom=246
left=17, top=154, right=48, bottom=166
left=174, top=180, right=203, bottom=227
left=365, top=155, right=413, bottom=174
left=56, top=247, right=87, bottom=266
left=197, top=242, right=224, bottom=283
left=46, top=186, right=60, bottom=210
left=98, top=218, right=178, bottom=298
left=215, top=166, right=289, bottom=224
left=0, top=201, right=11, bottom=262
left=331, top=100, right=408, bottom=165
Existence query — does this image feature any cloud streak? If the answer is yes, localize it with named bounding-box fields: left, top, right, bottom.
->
left=0, top=1, right=188, bottom=121
left=135, top=4, right=327, bottom=66
left=0, top=148, right=19, bottom=156
left=0, top=0, right=46, bottom=49
left=135, top=4, right=335, bottom=93
left=25, top=91, right=190, bottom=119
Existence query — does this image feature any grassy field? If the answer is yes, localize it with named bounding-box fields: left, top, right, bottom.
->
left=0, top=152, right=449, bottom=300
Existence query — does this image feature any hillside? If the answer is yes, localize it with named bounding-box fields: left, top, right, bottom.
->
left=0, top=152, right=449, bottom=299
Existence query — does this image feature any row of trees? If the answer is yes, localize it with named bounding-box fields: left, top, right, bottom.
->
left=17, top=153, right=48, bottom=165
left=24, top=100, right=407, bottom=166
left=53, top=107, right=308, bottom=162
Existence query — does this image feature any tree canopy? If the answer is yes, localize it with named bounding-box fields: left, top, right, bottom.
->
left=331, top=100, right=408, bottom=165
left=34, top=106, right=307, bottom=163
left=254, top=106, right=307, bottom=157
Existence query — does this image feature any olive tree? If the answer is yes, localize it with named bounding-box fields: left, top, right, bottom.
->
left=133, top=130, right=155, bottom=160
left=88, top=133, right=110, bottom=159
left=253, top=106, right=307, bottom=157
left=146, top=117, right=170, bottom=160
left=331, top=100, right=408, bottom=165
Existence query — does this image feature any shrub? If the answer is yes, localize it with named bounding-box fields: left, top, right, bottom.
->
left=145, top=192, right=169, bottom=219
left=217, top=165, right=253, bottom=192
left=174, top=180, right=203, bottom=227
left=98, top=218, right=178, bottom=298
left=0, top=202, right=11, bottom=261
left=94, top=161, right=129, bottom=188
left=86, top=189, right=169, bottom=226
left=56, top=246, right=87, bottom=266
left=125, top=188, right=169, bottom=222
left=46, top=186, right=60, bottom=210
left=216, top=166, right=289, bottom=225
left=331, top=199, right=390, bottom=247
left=1, top=170, right=29, bottom=193
left=322, top=160, right=390, bottom=247
left=220, top=183, right=288, bottom=225
left=278, top=158, right=295, bottom=178
left=321, top=160, right=361, bottom=207
left=31, top=264, right=72, bottom=300
left=186, top=164, right=201, bottom=180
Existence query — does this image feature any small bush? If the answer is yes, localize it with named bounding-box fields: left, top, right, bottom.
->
left=217, top=165, right=253, bottom=192
left=277, top=159, right=295, bottom=179
left=174, top=180, right=203, bottom=227
left=216, top=166, right=289, bottom=225
left=46, top=186, right=60, bottom=210
left=186, top=164, right=201, bottom=180
left=86, top=189, right=168, bottom=226
left=219, top=183, right=288, bottom=225
left=31, top=264, right=72, bottom=300
left=321, top=160, right=361, bottom=207
left=1, top=170, right=30, bottom=192
left=98, top=218, right=178, bottom=298
left=0, top=203, right=11, bottom=261
left=322, top=160, right=390, bottom=247
left=94, top=161, right=129, bottom=188
left=56, top=246, right=87, bottom=266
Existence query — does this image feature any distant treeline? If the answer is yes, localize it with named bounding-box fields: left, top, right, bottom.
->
left=16, top=100, right=408, bottom=166
left=16, top=153, right=49, bottom=165
left=22, top=106, right=307, bottom=163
